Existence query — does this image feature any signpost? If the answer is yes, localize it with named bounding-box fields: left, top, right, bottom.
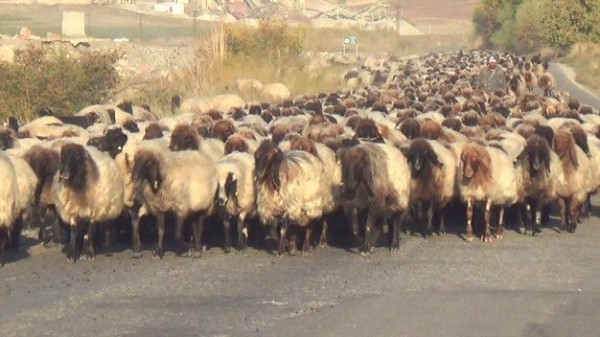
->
left=342, top=35, right=358, bottom=57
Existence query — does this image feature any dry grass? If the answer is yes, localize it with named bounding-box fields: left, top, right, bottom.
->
left=562, top=43, right=600, bottom=92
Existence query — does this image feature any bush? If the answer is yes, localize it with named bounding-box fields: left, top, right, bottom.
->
left=0, top=44, right=122, bottom=121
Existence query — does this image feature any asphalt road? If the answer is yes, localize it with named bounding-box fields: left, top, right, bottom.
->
left=549, top=63, right=600, bottom=109
left=2, top=66, right=600, bottom=337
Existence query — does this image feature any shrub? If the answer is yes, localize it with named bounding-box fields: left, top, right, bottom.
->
left=0, top=44, right=122, bottom=121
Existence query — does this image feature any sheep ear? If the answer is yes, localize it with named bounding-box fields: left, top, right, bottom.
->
left=399, top=146, right=410, bottom=160
left=272, top=150, right=283, bottom=190
left=429, top=150, right=443, bottom=167
left=226, top=172, right=238, bottom=198
left=569, top=144, right=579, bottom=169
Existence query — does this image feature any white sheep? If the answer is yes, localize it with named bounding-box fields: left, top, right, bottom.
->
left=0, top=151, right=18, bottom=266
left=458, top=142, right=519, bottom=242
left=133, top=140, right=217, bottom=258
left=53, top=143, right=125, bottom=262
left=254, top=140, right=328, bottom=255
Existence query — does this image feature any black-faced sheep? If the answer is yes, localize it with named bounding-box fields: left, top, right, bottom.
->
left=169, top=124, right=225, bottom=162
left=337, top=142, right=410, bottom=252
left=133, top=141, right=217, bottom=258
left=405, top=138, right=457, bottom=236
left=254, top=140, right=327, bottom=255
left=53, top=143, right=125, bottom=261
left=513, top=135, right=555, bottom=235
left=215, top=152, right=256, bottom=251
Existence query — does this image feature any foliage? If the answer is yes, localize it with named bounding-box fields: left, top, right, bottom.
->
left=473, top=0, right=600, bottom=51
left=0, top=44, right=121, bottom=121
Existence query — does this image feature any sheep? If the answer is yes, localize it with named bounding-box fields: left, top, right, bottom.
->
left=53, top=143, right=125, bottom=262
left=254, top=139, right=327, bottom=255
left=538, top=72, right=556, bottom=97
left=169, top=124, right=224, bottom=162
left=337, top=141, right=410, bottom=252
left=3, top=148, right=38, bottom=250
left=458, top=142, right=518, bottom=242
left=552, top=129, right=592, bottom=232
left=215, top=152, right=256, bottom=251
left=211, top=94, right=245, bottom=112
left=278, top=134, right=342, bottom=246
left=513, top=135, right=556, bottom=235
left=133, top=141, right=217, bottom=258
left=17, top=116, right=90, bottom=140
left=404, top=138, right=457, bottom=236
left=37, top=107, right=100, bottom=129
left=0, top=152, right=18, bottom=266
left=261, top=83, right=291, bottom=102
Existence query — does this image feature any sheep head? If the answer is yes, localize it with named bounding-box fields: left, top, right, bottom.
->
left=287, top=134, right=318, bottom=157
left=460, top=143, right=491, bottom=182
left=553, top=130, right=578, bottom=169
left=515, top=136, right=551, bottom=175
left=406, top=138, right=442, bottom=178
left=0, top=127, right=17, bottom=150
left=143, top=123, right=165, bottom=140
left=59, top=143, right=94, bottom=192
left=87, top=127, right=128, bottom=158
left=217, top=172, right=237, bottom=207
left=225, top=135, right=249, bottom=155
left=254, top=140, right=283, bottom=189
left=212, top=119, right=236, bottom=142
left=170, top=124, right=200, bottom=151
left=133, top=150, right=163, bottom=194
left=398, top=118, right=421, bottom=140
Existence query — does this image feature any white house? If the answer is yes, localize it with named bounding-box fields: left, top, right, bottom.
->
left=153, top=2, right=185, bottom=14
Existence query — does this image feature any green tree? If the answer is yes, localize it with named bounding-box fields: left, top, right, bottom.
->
left=473, top=0, right=503, bottom=48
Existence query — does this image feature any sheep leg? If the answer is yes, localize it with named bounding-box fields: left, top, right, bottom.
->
left=558, top=197, right=568, bottom=232
left=67, top=225, right=82, bottom=263
left=0, top=230, right=7, bottom=267
left=83, top=222, right=96, bottom=260
left=540, top=204, right=551, bottom=227
left=302, top=225, right=313, bottom=253
left=520, top=201, right=531, bottom=235
left=533, top=199, right=543, bottom=235
left=190, top=214, right=205, bottom=258
left=277, top=222, right=288, bottom=256
left=483, top=199, right=493, bottom=243
left=390, top=213, right=402, bottom=251
left=437, top=205, right=446, bottom=236
left=236, top=214, right=248, bottom=250
left=319, top=219, right=329, bottom=248
left=9, top=216, right=23, bottom=251
left=174, top=215, right=187, bottom=256
left=153, top=212, right=165, bottom=259
left=130, top=207, right=143, bottom=259
left=569, top=198, right=582, bottom=233
left=349, top=207, right=361, bottom=247
left=289, top=227, right=298, bottom=256
left=466, top=197, right=474, bottom=242
left=581, top=194, right=591, bottom=219
left=425, top=201, right=434, bottom=238
left=223, top=217, right=232, bottom=253
left=496, top=207, right=505, bottom=240
left=361, top=212, right=376, bottom=254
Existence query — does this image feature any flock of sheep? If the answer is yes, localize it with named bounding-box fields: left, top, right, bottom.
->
left=0, top=49, right=599, bottom=265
